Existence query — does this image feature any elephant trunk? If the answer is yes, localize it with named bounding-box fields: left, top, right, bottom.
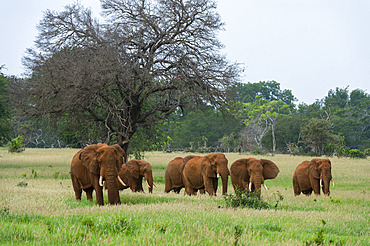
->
left=106, top=174, right=121, bottom=205
left=322, top=175, right=331, bottom=195
left=218, top=168, right=229, bottom=195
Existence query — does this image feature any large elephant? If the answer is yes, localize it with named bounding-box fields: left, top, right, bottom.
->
left=293, top=158, right=334, bottom=196
left=164, top=155, right=195, bottom=193
left=70, top=143, right=127, bottom=205
left=182, top=153, right=229, bottom=196
left=117, top=159, right=155, bottom=193
left=230, top=158, right=280, bottom=196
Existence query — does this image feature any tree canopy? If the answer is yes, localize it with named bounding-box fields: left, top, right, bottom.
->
left=10, top=0, right=240, bottom=153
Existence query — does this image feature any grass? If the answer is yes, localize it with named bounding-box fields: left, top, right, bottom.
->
left=0, top=149, right=369, bottom=245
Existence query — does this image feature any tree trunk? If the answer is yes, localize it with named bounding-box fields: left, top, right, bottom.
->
left=271, top=124, right=276, bottom=153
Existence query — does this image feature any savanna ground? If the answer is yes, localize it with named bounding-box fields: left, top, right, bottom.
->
left=0, top=148, right=368, bottom=245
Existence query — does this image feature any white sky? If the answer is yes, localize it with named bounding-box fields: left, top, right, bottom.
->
left=1, top=0, right=369, bottom=104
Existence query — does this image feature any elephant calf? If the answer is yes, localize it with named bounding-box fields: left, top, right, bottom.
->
left=293, top=158, right=334, bottom=196
left=117, top=159, right=155, bottom=193
left=230, top=158, right=280, bottom=196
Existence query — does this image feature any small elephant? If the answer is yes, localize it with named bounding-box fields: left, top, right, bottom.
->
left=164, top=155, right=195, bottom=193
left=118, top=159, right=155, bottom=193
left=182, top=153, right=229, bottom=196
left=230, top=158, right=280, bottom=195
left=293, top=158, right=334, bottom=196
left=70, top=143, right=127, bottom=205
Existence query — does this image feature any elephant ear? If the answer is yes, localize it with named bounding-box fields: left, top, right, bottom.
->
left=127, top=160, right=140, bottom=179
left=231, top=159, right=250, bottom=182
left=79, top=146, right=100, bottom=175
left=202, top=156, right=217, bottom=178
left=261, top=159, right=280, bottom=180
left=112, top=144, right=127, bottom=163
left=308, top=159, right=321, bottom=179
left=111, top=144, right=125, bottom=170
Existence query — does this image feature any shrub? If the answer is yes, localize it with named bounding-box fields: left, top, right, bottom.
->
left=8, top=136, right=25, bottom=153
left=348, top=149, right=365, bottom=158
left=224, top=190, right=271, bottom=209
left=364, top=148, right=370, bottom=157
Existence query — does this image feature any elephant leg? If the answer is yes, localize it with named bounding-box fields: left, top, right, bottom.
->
left=204, top=178, right=215, bottom=196
left=292, top=175, right=301, bottom=196
left=164, top=178, right=172, bottom=193
left=302, top=188, right=313, bottom=196
left=95, top=186, right=104, bottom=205
left=212, top=178, right=218, bottom=195
left=199, top=188, right=205, bottom=194
left=71, top=177, right=82, bottom=200
left=174, top=187, right=182, bottom=194
left=85, top=187, right=94, bottom=201
left=137, top=179, right=144, bottom=192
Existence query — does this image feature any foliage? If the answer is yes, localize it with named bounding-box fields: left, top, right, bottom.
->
left=11, top=0, right=240, bottom=154
left=347, top=149, right=366, bottom=159
left=166, top=107, right=243, bottom=151
left=8, top=136, right=25, bottom=153
left=301, top=118, right=331, bottom=156
left=0, top=67, right=12, bottom=145
left=224, top=190, right=271, bottom=209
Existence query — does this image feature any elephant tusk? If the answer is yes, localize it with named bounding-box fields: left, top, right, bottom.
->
left=248, top=182, right=252, bottom=191
left=320, top=179, right=323, bottom=187
left=146, top=180, right=151, bottom=189
left=263, top=183, right=268, bottom=190
left=153, top=183, right=157, bottom=188
left=99, top=176, right=104, bottom=187
left=217, top=173, right=220, bottom=179
left=331, top=179, right=335, bottom=187
left=117, top=176, right=126, bottom=187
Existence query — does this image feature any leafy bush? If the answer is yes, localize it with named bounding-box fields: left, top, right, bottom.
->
left=8, top=136, right=25, bottom=153
left=348, top=149, right=365, bottom=158
left=224, top=190, right=271, bottom=209
left=364, top=148, right=370, bottom=157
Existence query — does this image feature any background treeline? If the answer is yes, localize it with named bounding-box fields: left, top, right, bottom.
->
left=1, top=69, right=368, bottom=158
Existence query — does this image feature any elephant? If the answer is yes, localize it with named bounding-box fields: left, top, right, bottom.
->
left=117, top=159, right=155, bottom=193
left=182, top=153, right=229, bottom=196
left=293, top=158, right=334, bottom=196
left=164, top=155, right=196, bottom=193
left=70, top=143, right=127, bottom=205
left=230, top=158, right=280, bottom=196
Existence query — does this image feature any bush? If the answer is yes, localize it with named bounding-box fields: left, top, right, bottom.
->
left=364, top=148, right=370, bottom=157
left=224, top=190, right=271, bottom=209
left=8, top=136, right=25, bottom=153
left=348, top=149, right=365, bottom=158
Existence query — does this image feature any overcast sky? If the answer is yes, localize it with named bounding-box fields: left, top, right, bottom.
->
left=1, top=0, right=369, bottom=104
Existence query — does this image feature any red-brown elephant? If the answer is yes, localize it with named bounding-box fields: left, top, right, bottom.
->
left=230, top=158, right=280, bottom=196
left=70, top=143, right=127, bottom=205
left=117, top=159, right=155, bottom=193
left=293, top=158, right=334, bottom=196
left=182, top=153, right=229, bottom=196
left=164, top=155, right=196, bottom=193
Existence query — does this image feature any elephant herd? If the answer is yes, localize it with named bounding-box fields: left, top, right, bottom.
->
left=70, top=144, right=334, bottom=205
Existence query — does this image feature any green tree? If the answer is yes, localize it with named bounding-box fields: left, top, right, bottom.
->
left=231, top=81, right=296, bottom=108
left=240, top=97, right=290, bottom=152
left=0, top=67, right=12, bottom=145
left=11, top=0, right=240, bottom=154
left=167, top=107, right=242, bottom=150
left=301, top=118, right=331, bottom=156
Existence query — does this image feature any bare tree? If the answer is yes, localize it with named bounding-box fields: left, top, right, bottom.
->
left=12, top=0, right=240, bottom=153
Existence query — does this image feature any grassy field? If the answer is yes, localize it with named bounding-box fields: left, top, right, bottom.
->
left=0, top=148, right=369, bottom=245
